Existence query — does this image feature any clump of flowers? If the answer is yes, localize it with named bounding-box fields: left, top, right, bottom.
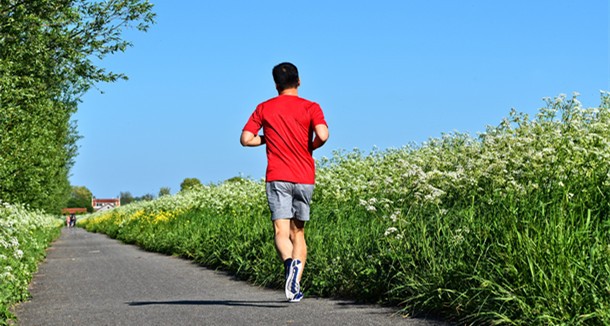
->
left=0, top=201, right=62, bottom=323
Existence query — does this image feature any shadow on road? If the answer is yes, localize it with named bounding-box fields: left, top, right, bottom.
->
left=127, top=300, right=289, bottom=309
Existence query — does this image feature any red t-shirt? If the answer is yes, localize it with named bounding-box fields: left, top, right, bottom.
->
left=243, top=95, right=327, bottom=184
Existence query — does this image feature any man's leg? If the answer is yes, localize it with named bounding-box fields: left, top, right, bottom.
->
left=281, top=218, right=306, bottom=301
left=290, top=219, right=306, bottom=282
left=275, top=218, right=300, bottom=300
left=273, top=219, right=293, bottom=261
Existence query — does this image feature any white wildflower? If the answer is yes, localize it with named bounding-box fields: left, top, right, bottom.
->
left=0, top=272, right=15, bottom=282
left=384, top=227, right=398, bottom=236
left=453, top=234, right=464, bottom=244
left=389, top=211, right=400, bottom=222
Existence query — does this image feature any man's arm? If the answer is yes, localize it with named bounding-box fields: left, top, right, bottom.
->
left=311, top=124, right=329, bottom=150
left=240, top=130, right=266, bottom=147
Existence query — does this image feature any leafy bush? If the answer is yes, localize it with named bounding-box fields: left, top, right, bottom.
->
left=0, top=202, right=62, bottom=324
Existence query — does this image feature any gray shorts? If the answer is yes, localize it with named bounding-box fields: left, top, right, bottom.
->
left=265, top=181, right=314, bottom=221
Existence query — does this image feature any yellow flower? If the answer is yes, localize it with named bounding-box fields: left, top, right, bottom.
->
left=153, top=211, right=175, bottom=224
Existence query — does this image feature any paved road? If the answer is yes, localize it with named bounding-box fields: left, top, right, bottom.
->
left=13, top=228, right=448, bottom=326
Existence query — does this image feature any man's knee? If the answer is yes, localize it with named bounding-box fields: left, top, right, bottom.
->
left=289, top=220, right=305, bottom=240
left=291, top=218, right=305, bottom=230
left=274, top=219, right=291, bottom=237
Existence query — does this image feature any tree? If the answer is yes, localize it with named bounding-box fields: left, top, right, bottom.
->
left=225, top=176, right=247, bottom=184
left=180, top=178, right=202, bottom=192
left=135, top=193, right=154, bottom=202
left=120, top=191, right=134, bottom=205
left=158, top=187, right=171, bottom=197
left=66, top=186, right=94, bottom=212
left=0, top=1, right=155, bottom=213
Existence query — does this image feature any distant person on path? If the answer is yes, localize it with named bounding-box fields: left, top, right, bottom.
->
left=240, top=62, right=329, bottom=302
left=69, top=213, right=76, bottom=228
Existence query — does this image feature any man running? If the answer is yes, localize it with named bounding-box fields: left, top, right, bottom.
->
left=240, top=62, right=329, bottom=302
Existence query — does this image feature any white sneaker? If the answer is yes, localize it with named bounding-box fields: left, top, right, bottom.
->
left=285, top=259, right=301, bottom=300
left=289, top=291, right=304, bottom=303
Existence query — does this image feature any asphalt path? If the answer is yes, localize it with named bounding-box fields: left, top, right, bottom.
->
left=13, top=228, right=449, bottom=326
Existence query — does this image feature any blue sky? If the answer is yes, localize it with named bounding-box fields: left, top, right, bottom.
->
left=70, top=0, right=609, bottom=198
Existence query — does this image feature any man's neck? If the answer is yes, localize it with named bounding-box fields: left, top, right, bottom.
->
left=279, top=88, right=298, bottom=96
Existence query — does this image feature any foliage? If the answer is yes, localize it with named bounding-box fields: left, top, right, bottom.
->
left=0, top=202, right=62, bottom=325
left=120, top=191, right=134, bottom=205
left=225, top=176, right=247, bottom=184
left=119, top=191, right=155, bottom=205
left=0, top=0, right=155, bottom=213
left=135, top=193, right=154, bottom=202
left=158, top=187, right=171, bottom=197
left=66, top=186, right=93, bottom=212
left=180, top=177, right=202, bottom=192
left=80, top=93, right=610, bottom=325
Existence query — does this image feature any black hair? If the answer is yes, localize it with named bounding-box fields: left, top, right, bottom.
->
left=272, top=62, right=299, bottom=92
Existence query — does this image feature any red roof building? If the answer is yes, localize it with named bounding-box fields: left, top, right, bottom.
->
left=92, top=197, right=121, bottom=211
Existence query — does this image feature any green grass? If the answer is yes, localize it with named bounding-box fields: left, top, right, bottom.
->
left=80, top=92, right=610, bottom=325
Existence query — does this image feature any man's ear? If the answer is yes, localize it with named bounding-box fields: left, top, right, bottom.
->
left=297, top=79, right=301, bottom=87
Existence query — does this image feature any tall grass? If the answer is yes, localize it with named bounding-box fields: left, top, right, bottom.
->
left=80, top=92, right=610, bottom=325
